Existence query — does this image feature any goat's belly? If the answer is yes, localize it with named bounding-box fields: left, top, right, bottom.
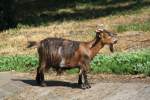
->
left=46, top=52, right=69, bottom=67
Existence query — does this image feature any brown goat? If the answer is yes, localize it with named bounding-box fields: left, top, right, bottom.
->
left=27, top=29, right=117, bottom=89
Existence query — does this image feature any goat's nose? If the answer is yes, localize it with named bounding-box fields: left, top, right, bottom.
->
left=113, top=38, right=118, bottom=44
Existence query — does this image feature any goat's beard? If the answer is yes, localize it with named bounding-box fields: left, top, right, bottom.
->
left=109, top=44, right=114, bottom=53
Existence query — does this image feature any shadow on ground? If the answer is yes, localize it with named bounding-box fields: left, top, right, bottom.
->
left=12, top=79, right=80, bottom=89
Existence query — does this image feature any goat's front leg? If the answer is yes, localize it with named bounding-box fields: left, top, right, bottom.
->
left=82, top=70, right=91, bottom=89
left=79, top=65, right=91, bottom=89
left=36, top=59, right=47, bottom=87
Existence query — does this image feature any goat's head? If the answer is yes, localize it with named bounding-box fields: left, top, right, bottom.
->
left=96, top=28, right=118, bottom=52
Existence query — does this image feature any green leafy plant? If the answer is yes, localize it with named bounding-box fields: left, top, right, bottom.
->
left=0, top=55, right=38, bottom=72
left=0, top=49, right=150, bottom=76
left=91, top=49, right=150, bottom=75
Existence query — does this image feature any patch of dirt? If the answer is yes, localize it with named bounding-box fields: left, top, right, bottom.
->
left=116, top=31, right=150, bottom=51
left=2, top=72, right=150, bottom=100
left=15, top=72, right=150, bottom=84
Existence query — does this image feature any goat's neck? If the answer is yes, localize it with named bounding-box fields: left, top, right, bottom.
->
left=89, top=37, right=104, bottom=59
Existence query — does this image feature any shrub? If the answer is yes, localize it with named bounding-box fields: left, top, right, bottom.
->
left=91, top=49, right=150, bottom=75
left=0, top=55, right=38, bottom=72
left=0, top=49, right=149, bottom=76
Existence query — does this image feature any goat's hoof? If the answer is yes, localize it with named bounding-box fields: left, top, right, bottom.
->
left=78, top=82, right=82, bottom=85
left=41, top=82, right=47, bottom=87
left=81, top=84, right=86, bottom=89
left=81, top=84, right=91, bottom=89
left=36, top=78, right=41, bottom=84
left=86, top=84, right=91, bottom=89
left=36, top=80, right=41, bottom=85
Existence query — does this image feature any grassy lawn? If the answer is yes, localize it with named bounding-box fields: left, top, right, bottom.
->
left=116, top=20, right=150, bottom=32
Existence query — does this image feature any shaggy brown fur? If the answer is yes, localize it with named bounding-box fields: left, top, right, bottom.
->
left=27, top=29, right=117, bottom=89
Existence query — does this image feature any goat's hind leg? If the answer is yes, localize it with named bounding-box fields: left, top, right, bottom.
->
left=78, top=69, right=83, bottom=85
left=36, top=66, right=41, bottom=84
left=36, top=60, right=47, bottom=87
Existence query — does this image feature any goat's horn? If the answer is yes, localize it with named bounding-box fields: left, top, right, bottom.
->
left=96, top=28, right=104, bottom=32
left=97, top=24, right=105, bottom=29
left=98, top=28, right=104, bottom=31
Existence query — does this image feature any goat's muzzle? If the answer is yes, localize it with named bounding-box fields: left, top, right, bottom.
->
left=112, top=38, right=118, bottom=44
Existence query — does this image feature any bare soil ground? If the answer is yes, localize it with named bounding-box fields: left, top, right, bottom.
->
left=1, top=72, right=150, bottom=100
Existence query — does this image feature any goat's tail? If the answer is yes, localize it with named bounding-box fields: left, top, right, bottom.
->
left=27, top=41, right=39, bottom=48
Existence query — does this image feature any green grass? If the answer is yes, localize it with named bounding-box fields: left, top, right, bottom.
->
left=91, top=49, right=150, bottom=75
left=0, top=55, right=38, bottom=72
left=116, top=20, right=150, bottom=32
left=0, top=49, right=150, bottom=76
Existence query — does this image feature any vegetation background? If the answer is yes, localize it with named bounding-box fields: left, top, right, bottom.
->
left=0, top=0, right=149, bottom=75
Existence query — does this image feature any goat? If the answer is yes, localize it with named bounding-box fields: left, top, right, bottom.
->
left=27, top=29, right=117, bottom=89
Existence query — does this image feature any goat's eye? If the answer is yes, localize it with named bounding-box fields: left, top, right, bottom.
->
left=113, top=33, right=117, bottom=36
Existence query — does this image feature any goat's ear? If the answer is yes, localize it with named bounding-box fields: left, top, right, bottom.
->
left=96, top=31, right=103, bottom=39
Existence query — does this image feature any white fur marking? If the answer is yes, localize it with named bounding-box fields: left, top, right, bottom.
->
left=58, top=46, right=66, bottom=67
left=58, top=46, right=62, bottom=55
left=60, top=58, right=66, bottom=67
